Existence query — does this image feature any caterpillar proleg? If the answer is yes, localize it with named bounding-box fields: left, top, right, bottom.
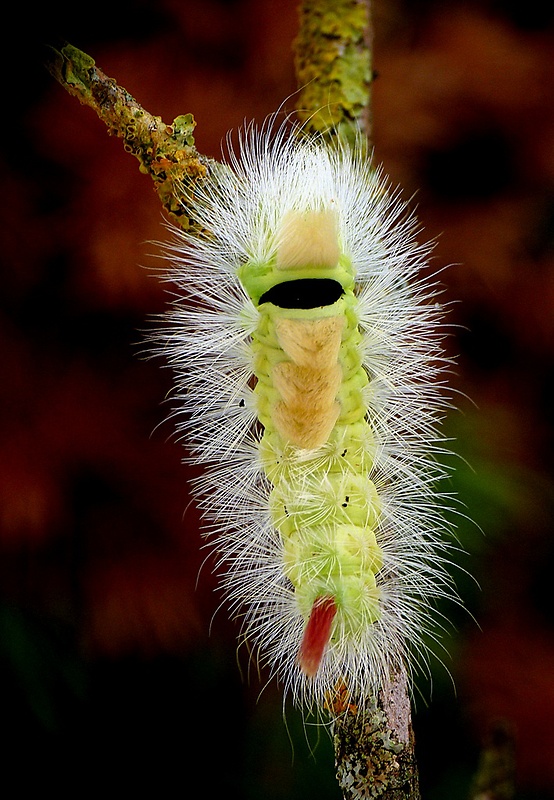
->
left=159, top=120, right=455, bottom=716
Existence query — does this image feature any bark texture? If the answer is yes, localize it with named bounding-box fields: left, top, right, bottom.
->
left=330, top=666, right=421, bottom=799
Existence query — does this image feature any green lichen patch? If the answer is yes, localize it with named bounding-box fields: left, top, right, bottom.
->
left=294, top=0, right=372, bottom=145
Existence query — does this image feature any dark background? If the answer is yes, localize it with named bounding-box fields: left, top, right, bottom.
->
left=1, top=0, right=554, bottom=796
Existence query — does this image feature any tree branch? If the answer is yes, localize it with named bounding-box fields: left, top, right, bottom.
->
left=294, top=0, right=373, bottom=145
left=46, top=43, right=211, bottom=232
left=328, top=665, right=420, bottom=799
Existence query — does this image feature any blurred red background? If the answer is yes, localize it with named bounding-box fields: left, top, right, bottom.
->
left=1, top=1, right=554, bottom=797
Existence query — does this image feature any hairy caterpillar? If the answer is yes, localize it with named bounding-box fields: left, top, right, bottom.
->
left=158, top=120, right=454, bottom=715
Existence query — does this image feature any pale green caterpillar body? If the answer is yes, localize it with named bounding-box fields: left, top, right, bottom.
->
left=159, top=121, right=455, bottom=714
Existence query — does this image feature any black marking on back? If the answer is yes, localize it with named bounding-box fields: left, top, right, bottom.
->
left=258, top=278, right=344, bottom=309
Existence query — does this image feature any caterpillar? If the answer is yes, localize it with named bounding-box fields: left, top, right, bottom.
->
left=157, top=120, right=455, bottom=716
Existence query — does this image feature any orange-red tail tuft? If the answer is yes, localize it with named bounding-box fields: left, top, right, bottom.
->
left=298, top=595, right=337, bottom=677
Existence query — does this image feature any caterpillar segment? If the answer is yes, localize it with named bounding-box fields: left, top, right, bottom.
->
left=244, top=209, right=383, bottom=678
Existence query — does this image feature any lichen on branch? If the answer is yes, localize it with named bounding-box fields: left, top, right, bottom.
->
left=46, top=43, right=211, bottom=232
left=294, top=0, right=373, bottom=145
left=329, top=666, right=420, bottom=799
